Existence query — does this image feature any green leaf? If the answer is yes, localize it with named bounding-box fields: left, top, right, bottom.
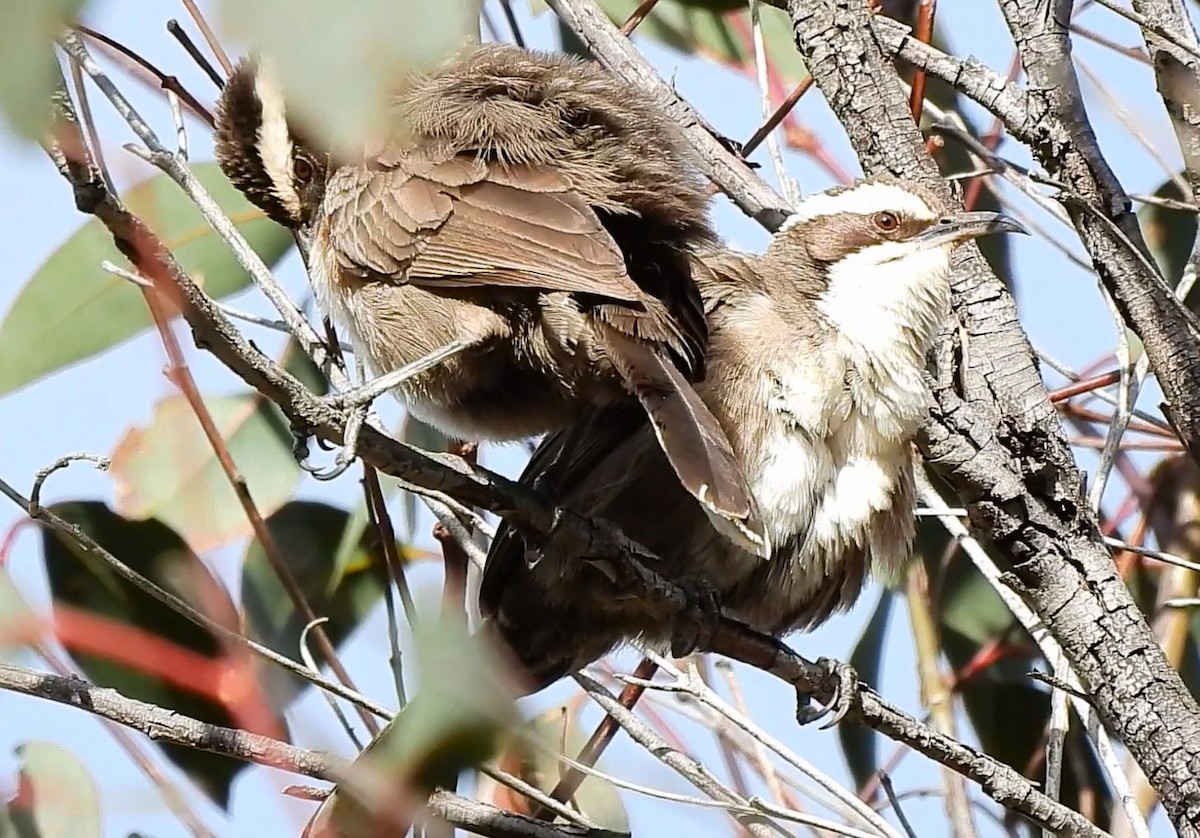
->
left=6, top=743, right=101, bottom=838
left=398, top=415, right=450, bottom=538
left=241, top=500, right=390, bottom=705
left=317, top=614, right=520, bottom=836
left=0, top=568, right=35, bottom=655
left=838, top=589, right=893, bottom=789
left=219, top=0, right=480, bottom=158
left=0, top=162, right=295, bottom=396
left=1138, top=175, right=1197, bottom=294
left=480, top=708, right=629, bottom=831
left=0, top=0, right=84, bottom=140
left=109, top=391, right=301, bottom=553
left=39, top=501, right=279, bottom=806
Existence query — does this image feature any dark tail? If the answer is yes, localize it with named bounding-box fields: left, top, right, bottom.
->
left=599, top=327, right=769, bottom=557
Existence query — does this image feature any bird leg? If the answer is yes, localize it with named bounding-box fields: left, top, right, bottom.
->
left=668, top=579, right=724, bottom=660
left=303, top=338, right=474, bottom=480
left=795, top=656, right=860, bottom=729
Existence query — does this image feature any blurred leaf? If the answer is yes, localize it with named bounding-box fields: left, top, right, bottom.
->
left=1138, top=175, right=1197, bottom=295
left=0, top=569, right=36, bottom=654
left=5, top=743, right=100, bottom=838
left=482, top=707, right=629, bottom=831
left=39, top=501, right=274, bottom=806
left=838, top=589, right=893, bottom=789
left=316, top=614, right=520, bottom=837
left=933, top=542, right=1113, bottom=827
left=549, top=0, right=805, bottom=90
left=241, top=500, right=390, bottom=706
left=0, top=0, right=84, bottom=140
left=110, top=391, right=301, bottom=554
left=0, top=162, right=295, bottom=396
left=398, top=415, right=450, bottom=538
left=220, top=0, right=480, bottom=158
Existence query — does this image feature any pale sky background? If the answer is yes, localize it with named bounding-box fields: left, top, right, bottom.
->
left=0, top=0, right=1188, bottom=835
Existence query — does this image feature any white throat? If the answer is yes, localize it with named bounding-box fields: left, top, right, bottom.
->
left=817, top=241, right=952, bottom=368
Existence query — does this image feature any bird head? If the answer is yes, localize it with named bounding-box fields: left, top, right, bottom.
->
left=767, top=176, right=1027, bottom=354
left=213, top=58, right=330, bottom=231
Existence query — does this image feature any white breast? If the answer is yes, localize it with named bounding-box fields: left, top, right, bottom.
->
left=750, top=344, right=926, bottom=562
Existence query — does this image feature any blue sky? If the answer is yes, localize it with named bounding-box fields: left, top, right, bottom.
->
left=0, top=0, right=1186, bottom=835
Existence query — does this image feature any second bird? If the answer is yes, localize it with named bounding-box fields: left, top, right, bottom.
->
left=481, top=177, right=1027, bottom=691
left=213, top=44, right=764, bottom=551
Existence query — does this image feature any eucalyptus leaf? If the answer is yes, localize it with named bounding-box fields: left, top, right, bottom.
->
left=110, top=392, right=301, bottom=554
left=219, top=0, right=480, bottom=158
left=0, top=163, right=294, bottom=396
left=10, top=743, right=100, bottom=838
left=39, top=501, right=272, bottom=806
left=241, top=500, right=390, bottom=706
left=316, top=614, right=519, bottom=836
left=0, top=0, right=85, bottom=140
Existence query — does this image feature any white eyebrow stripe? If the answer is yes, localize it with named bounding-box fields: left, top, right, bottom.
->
left=781, top=183, right=937, bottom=230
left=253, top=60, right=302, bottom=220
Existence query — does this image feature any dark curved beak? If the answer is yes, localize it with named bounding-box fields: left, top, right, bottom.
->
left=915, top=211, right=1029, bottom=249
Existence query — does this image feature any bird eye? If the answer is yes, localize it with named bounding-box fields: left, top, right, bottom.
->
left=873, top=211, right=900, bottom=232
left=294, top=157, right=314, bottom=184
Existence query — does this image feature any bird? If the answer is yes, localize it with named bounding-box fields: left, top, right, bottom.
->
left=212, top=43, right=765, bottom=553
left=479, top=176, right=1028, bottom=692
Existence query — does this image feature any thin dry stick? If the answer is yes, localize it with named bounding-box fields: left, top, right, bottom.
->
left=748, top=0, right=799, bottom=204
left=742, top=77, right=815, bottom=159
left=572, top=672, right=785, bottom=838
left=907, top=0, right=937, bottom=122
left=629, top=655, right=898, bottom=837
left=0, top=474, right=394, bottom=722
left=903, top=561, right=977, bottom=838
left=364, top=468, right=411, bottom=706
left=72, top=25, right=213, bottom=126
left=712, top=659, right=788, bottom=810
left=167, top=19, right=225, bottom=88
left=619, top=0, right=663, bottom=36
left=535, top=657, right=660, bottom=818
left=180, top=0, right=233, bottom=75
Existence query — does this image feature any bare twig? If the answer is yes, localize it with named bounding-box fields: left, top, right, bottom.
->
left=0, top=663, right=614, bottom=838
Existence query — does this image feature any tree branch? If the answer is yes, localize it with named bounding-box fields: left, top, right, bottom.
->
left=0, top=664, right=619, bottom=838
left=788, top=1, right=1200, bottom=834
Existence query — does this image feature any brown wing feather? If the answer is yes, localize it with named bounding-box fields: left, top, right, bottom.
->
left=323, top=156, right=644, bottom=302
left=597, top=326, right=759, bottom=531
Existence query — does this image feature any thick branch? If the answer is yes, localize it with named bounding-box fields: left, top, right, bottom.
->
left=0, top=664, right=615, bottom=838
left=788, top=1, right=1200, bottom=834
left=543, top=0, right=792, bottom=230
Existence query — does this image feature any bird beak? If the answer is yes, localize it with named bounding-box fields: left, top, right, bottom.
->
left=915, top=211, right=1029, bottom=249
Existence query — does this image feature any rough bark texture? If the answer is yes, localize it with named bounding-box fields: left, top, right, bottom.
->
left=788, top=1, right=1200, bottom=833
left=999, top=0, right=1200, bottom=466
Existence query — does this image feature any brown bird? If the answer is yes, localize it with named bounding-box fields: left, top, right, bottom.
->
left=480, top=177, right=1028, bottom=691
left=212, top=44, right=765, bottom=552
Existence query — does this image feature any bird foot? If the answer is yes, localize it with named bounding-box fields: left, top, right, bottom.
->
left=291, top=406, right=365, bottom=482
left=795, top=657, right=859, bottom=729
left=669, top=580, right=723, bottom=659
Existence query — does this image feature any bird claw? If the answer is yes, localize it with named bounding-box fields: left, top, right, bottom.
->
left=795, top=657, right=859, bottom=728
left=293, top=401, right=367, bottom=481
left=669, top=581, right=722, bottom=659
